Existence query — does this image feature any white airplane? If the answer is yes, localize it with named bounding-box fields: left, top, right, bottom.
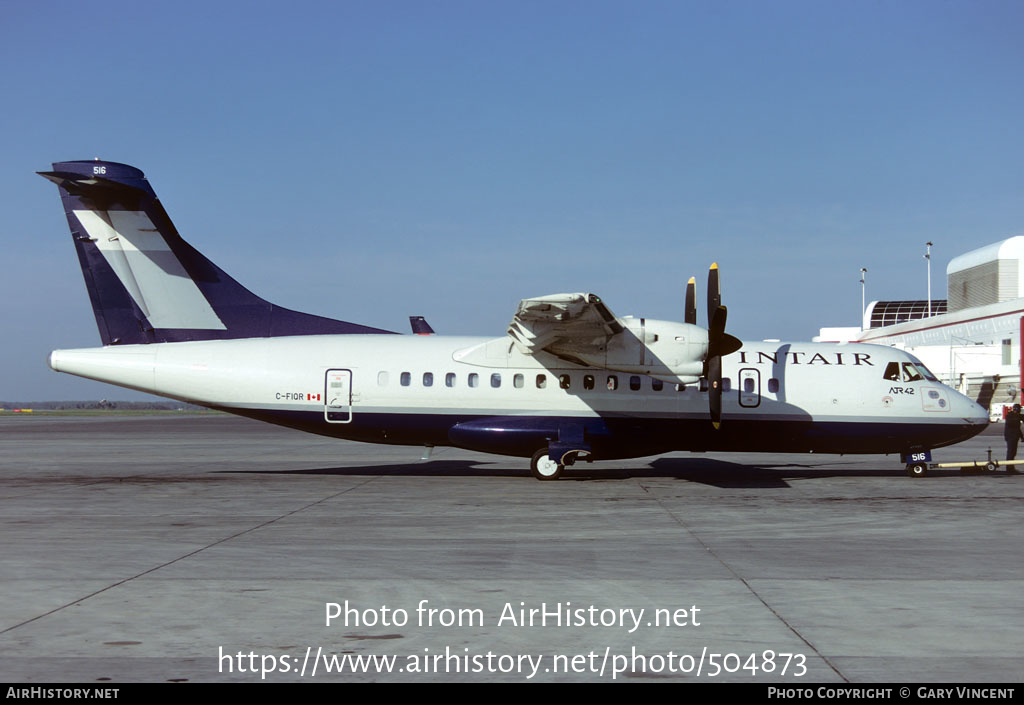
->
left=41, top=160, right=989, bottom=480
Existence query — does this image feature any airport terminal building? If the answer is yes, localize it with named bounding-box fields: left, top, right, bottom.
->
left=817, top=236, right=1024, bottom=419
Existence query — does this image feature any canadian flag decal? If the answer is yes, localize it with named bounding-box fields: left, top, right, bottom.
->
left=308, top=393, right=321, bottom=401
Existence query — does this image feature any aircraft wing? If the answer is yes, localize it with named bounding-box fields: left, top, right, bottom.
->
left=506, top=293, right=624, bottom=356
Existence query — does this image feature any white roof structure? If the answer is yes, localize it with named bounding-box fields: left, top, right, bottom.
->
left=947, top=236, right=1024, bottom=311
left=947, top=236, right=1024, bottom=274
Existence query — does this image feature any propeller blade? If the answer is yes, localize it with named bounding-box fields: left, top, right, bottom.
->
left=704, top=263, right=738, bottom=430
left=707, top=262, right=721, bottom=326
left=703, top=304, right=726, bottom=377
left=709, top=304, right=727, bottom=342
left=685, top=277, right=697, bottom=325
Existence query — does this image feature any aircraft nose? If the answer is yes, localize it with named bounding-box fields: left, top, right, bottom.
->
left=959, top=392, right=990, bottom=425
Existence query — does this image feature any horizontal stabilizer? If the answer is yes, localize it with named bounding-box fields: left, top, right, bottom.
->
left=37, top=171, right=152, bottom=205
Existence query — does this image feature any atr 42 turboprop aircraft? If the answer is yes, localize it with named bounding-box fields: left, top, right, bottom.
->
left=41, top=160, right=988, bottom=480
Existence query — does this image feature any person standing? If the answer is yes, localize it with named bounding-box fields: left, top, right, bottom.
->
left=1005, top=404, right=1024, bottom=471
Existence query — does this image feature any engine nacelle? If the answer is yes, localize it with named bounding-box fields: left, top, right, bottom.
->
left=564, top=318, right=709, bottom=385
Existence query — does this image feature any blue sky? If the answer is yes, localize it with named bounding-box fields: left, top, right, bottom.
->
left=3, top=1, right=1022, bottom=400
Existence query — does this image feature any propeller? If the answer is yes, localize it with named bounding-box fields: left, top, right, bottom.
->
left=707, top=263, right=721, bottom=324
left=702, top=263, right=742, bottom=429
left=684, top=277, right=697, bottom=325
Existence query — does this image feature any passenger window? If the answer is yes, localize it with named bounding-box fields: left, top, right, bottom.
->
left=491, top=373, right=501, bottom=388
left=722, top=378, right=732, bottom=392
left=583, top=375, right=595, bottom=390
left=652, top=379, right=663, bottom=391
left=630, top=376, right=641, bottom=391
left=377, top=371, right=389, bottom=386
left=446, top=373, right=456, bottom=387
left=768, top=378, right=779, bottom=394
left=468, top=373, right=479, bottom=388
left=514, top=374, right=524, bottom=389
left=423, top=372, right=433, bottom=387
left=400, top=372, right=411, bottom=387
left=607, top=375, right=618, bottom=391
left=536, top=374, right=547, bottom=389
left=744, top=377, right=755, bottom=393
left=699, top=379, right=709, bottom=392
left=559, top=374, right=571, bottom=390
left=883, top=362, right=900, bottom=381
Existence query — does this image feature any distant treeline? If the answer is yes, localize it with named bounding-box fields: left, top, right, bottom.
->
left=0, top=401, right=206, bottom=410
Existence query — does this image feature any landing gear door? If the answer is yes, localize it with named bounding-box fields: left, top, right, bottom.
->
left=325, top=369, right=352, bottom=424
left=739, top=368, right=760, bottom=408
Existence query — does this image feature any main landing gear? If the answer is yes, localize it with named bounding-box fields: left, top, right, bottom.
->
left=531, top=450, right=563, bottom=481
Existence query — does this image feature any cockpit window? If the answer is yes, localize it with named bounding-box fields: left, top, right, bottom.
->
left=914, top=363, right=938, bottom=381
left=884, top=361, right=938, bottom=383
left=902, top=363, right=923, bottom=382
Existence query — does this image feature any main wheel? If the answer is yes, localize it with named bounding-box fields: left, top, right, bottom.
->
left=906, top=462, right=928, bottom=478
left=531, top=449, right=563, bottom=481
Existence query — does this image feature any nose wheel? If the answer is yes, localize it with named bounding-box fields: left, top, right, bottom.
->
left=531, top=450, right=564, bottom=481
left=905, top=462, right=929, bottom=478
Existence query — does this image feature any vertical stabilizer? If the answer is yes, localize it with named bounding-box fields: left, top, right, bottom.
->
left=40, top=160, right=393, bottom=345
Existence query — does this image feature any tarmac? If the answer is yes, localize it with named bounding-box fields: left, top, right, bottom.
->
left=1, top=413, right=1021, bottom=683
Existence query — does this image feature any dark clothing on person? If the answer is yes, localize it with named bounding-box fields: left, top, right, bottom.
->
left=1005, top=409, right=1024, bottom=460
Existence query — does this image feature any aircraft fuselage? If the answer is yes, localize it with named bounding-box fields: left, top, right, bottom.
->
left=49, top=333, right=988, bottom=460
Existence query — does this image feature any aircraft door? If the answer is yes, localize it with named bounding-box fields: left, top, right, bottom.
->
left=738, top=368, right=760, bottom=408
left=325, top=369, right=353, bottom=423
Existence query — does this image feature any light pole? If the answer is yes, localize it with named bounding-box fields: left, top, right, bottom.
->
left=925, top=241, right=933, bottom=317
left=860, top=267, right=867, bottom=330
